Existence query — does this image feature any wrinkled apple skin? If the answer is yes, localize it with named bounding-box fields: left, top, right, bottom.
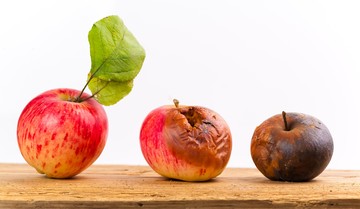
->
left=251, top=112, right=334, bottom=182
left=17, top=88, right=108, bottom=178
left=140, top=104, right=232, bottom=181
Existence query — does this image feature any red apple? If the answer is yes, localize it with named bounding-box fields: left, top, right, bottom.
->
left=17, top=88, right=108, bottom=178
left=251, top=111, right=334, bottom=182
left=140, top=100, right=232, bottom=181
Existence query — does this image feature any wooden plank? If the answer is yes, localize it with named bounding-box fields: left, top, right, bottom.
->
left=0, top=163, right=359, bottom=208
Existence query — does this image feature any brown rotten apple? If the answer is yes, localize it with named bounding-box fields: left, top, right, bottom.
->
left=140, top=99, right=232, bottom=181
left=251, top=111, right=334, bottom=182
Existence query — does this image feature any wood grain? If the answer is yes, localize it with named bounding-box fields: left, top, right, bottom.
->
left=0, top=163, right=359, bottom=208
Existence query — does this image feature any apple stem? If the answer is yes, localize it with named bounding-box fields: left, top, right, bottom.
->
left=74, top=62, right=107, bottom=103
left=282, top=111, right=289, bottom=131
left=173, top=99, right=180, bottom=108
left=74, top=77, right=93, bottom=102
left=79, top=82, right=110, bottom=102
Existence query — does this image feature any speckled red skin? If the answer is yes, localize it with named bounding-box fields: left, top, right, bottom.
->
left=251, top=112, right=334, bottom=182
left=17, top=88, right=108, bottom=178
left=140, top=104, right=232, bottom=182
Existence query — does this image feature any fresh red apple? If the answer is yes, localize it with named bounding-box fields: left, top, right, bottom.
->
left=140, top=99, right=232, bottom=181
left=17, top=88, right=108, bottom=178
left=251, top=111, right=334, bottom=182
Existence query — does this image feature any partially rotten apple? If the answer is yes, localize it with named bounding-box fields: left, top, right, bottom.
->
left=251, top=111, right=334, bottom=182
left=140, top=99, right=232, bottom=181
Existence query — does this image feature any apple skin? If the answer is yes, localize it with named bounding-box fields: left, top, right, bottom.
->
left=17, top=88, right=108, bottom=178
left=251, top=112, right=334, bottom=182
left=140, top=103, right=232, bottom=182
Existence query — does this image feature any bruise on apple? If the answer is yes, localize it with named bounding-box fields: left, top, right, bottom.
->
left=163, top=106, right=232, bottom=174
left=251, top=112, right=334, bottom=182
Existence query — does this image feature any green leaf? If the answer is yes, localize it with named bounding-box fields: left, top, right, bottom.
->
left=87, top=76, right=133, bottom=106
left=87, top=15, right=145, bottom=105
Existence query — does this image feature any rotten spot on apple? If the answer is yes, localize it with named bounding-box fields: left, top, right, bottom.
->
left=140, top=99, right=232, bottom=182
left=250, top=111, right=334, bottom=182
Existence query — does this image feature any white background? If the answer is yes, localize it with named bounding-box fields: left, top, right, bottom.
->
left=1, top=0, right=359, bottom=170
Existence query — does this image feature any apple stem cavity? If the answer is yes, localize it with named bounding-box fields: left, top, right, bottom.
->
left=282, top=111, right=290, bottom=131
